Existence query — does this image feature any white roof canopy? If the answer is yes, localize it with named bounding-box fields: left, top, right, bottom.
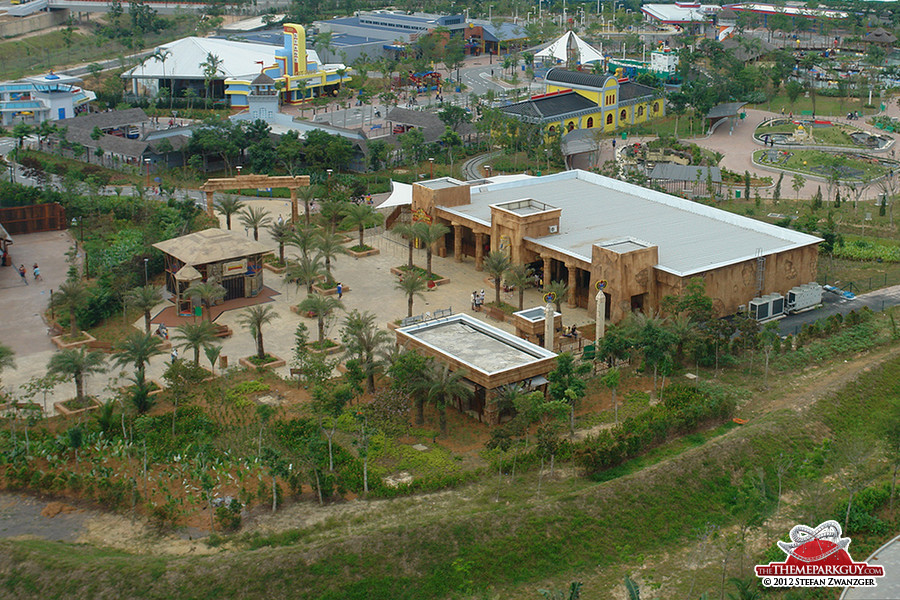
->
left=535, top=31, right=604, bottom=64
left=378, top=181, right=413, bottom=209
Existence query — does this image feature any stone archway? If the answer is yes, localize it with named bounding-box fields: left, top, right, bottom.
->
left=200, top=174, right=311, bottom=222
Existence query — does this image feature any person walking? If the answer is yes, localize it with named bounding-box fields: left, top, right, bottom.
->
left=336, top=282, right=343, bottom=300
left=18, top=264, right=28, bottom=285
left=32, top=263, right=41, bottom=282
left=171, top=347, right=178, bottom=363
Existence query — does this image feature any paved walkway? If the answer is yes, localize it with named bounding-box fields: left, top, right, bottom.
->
left=841, top=534, right=900, bottom=600
left=0, top=202, right=594, bottom=416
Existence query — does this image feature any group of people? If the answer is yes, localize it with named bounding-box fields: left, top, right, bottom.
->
left=471, top=289, right=485, bottom=311
left=16, top=263, right=40, bottom=285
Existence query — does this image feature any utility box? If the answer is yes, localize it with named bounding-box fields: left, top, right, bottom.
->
left=786, top=283, right=823, bottom=314
left=749, top=293, right=786, bottom=322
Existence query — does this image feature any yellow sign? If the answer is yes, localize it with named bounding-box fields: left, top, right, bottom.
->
left=412, top=207, right=433, bottom=224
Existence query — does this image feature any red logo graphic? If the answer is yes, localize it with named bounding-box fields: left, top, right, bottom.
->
left=756, top=520, right=884, bottom=588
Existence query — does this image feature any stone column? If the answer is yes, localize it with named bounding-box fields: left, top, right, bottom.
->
left=595, top=288, right=606, bottom=348
left=205, top=190, right=215, bottom=218
left=567, top=263, right=578, bottom=308
left=453, top=224, right=463, bottom=262
left=474, top=232, right=485, bottom=271
left=542, top=255, right=552, bottom=286
left=544, top=302, right=555, bottom=352
left=290, top=188, right=299, bottom=223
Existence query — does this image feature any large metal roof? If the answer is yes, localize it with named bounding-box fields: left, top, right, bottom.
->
left=441, top=170, right=821, bottom=276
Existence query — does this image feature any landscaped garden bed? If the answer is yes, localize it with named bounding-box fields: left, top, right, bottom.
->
left=54, top=396, right=102, bottom=417
left=51, top=331, right=97, bottom=350
left=306, top=339, right=343, bottom=355
left=346, top=244, right=380, bottom=258
left=239, top=354, right=287, bottom=369
left=311, top=281, right=350, bottom=296
left=390, top=265, right=450, bottom=285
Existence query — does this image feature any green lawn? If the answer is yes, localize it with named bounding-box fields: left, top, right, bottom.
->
left=753, top=148, right=892, bottom=181
left=749, top=91, right=883, bottom=117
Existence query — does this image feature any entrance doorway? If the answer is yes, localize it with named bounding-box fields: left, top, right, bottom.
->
left=222, top=276, right=245, bottom=301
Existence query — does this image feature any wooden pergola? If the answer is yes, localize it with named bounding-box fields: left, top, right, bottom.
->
left=200, top=174, right=311, bottom=222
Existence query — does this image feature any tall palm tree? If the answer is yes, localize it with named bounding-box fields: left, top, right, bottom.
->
left=296, top=185, right=319, bottom=225
left=125, top=285, right=163, bottom=333
left=506, top=263, right=534, bottom=311
left=416, top=222, right=450, bottom=279
left=47, top=348, right=106, bottom=404
left=392, top=222, right=421, bottom=268
left=288, top=224, right=319, bottom=261
left=52, top=279, right=90, bottom=337
left=317, top=200, right=346, bottom=233
left=173, top=320, right=218, bottom=364
left=544, top=280, right=569, bottom=313
left=412, top=363, right=472, bottom=436
left=268, top=220, right=294, bottom=264
left=341, top=309, right=391, bottom=393
left=201, top=52, right=223, bottom=110
left=483, top=250, right=511, bottom=305
left=214, top=195, right=245, bottom=230
left=186, top=281, right=226, bottom=322
left=286, top=253, right=325, bottom=295
left=112, top=331, right=163, bottom=387
left=0, top=343, right=15, bottom=387
left=237, top=305, right=279, bottom=360
left=152, top=47, right=173, bottom=109
left=341, top=203, right=384, bottom=249
left=315, top=229, right=348, bottom=280
left=395, top=272, right=427, bottom=317
left=239, top=206, right=273, bottom=241
left=298, top=294, right=343, bottom=344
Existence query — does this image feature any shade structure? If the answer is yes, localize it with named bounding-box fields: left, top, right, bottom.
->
left=535, top=30, right=604, bottom=65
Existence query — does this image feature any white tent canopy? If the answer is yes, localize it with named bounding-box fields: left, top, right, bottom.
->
left=377, top=181, right=412, bottom=210
left=535, top=31, right=604, bottom=64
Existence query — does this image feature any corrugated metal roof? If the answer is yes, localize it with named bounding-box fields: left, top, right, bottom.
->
left=442, top=170, right=820, bottom=276
left=500, top=92, right=597, bottom=121
left=545, top=68, right=611, bottom=89
left=649, top=164, right=722, bottom=183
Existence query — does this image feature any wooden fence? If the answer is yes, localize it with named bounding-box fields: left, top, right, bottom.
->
left=0, top=203, right=67, bottom=235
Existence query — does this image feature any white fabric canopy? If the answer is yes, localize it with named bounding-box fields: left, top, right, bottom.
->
left=535, top=31, right=604, bottom=64
left=378, top=181, right=412, bottom=209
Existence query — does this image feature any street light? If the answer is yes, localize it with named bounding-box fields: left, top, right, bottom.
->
left=489, top=5, right=493, bottom=20
left=236, top=165, right=242, bottom=175
left=428, top=157, right=435, bottom=178
left=71, top=217, right=89, bottom=278
left=143, top=257, right=149, bottom=285
left=144, top=158, right=151, bottom=188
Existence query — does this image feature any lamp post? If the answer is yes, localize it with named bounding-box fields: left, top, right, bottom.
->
left=489, top=5, right=493, bottom=20
left=144, top=158, right=151, bottom=189
left=428, top=157, right=434, bottom=178
left=143, top=257, right=149, bottom=286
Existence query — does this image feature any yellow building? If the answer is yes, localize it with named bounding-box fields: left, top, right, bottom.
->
left=500, top=68, right=664, bottom=135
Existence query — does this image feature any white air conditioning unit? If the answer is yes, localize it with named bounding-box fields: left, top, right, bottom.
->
left=548, top=225, right=558, bottom=233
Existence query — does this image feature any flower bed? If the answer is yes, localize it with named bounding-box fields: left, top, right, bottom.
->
left=239, top=354, right=287, bottom=369
left=306, top=340, right=343, bottom=355
left=312, top=282, right=350, bottom=296
left=390, top=265, right=450, bottom=285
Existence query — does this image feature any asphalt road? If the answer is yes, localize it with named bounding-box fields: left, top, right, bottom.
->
left=777, top=284, right=900, bottom=336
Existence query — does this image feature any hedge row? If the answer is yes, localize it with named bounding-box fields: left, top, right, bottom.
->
left=574, top=383, right=736, bottom=476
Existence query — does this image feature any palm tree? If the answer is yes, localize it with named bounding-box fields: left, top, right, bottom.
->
left=125, top=285, right=163, bottom=333
left=318, top=200, right=346, bottom=233
left=392, top=222, right=422, bottom=268
left=237, top=305, right=280, bottom=360
left=315, top=229, right=348, bottom=280
left=483, top=250, right=511, bottom=305
left=286, top=253, right=325, bottom=294
left=298, top=294, right=343, bottom=344
left=506, top=263, right=534, bottom=311
left=416, top=222, right=450, bottom=279
left=341, top=310, right=391, bottom=393
left=52, top=279, right=90, bottom=337
left=0, top=343, right=15, bottom=387
left=152, top=47, right=173, bottom=109
left=186, top=281, right=226, bottom=322
left=268, top=220, right=294, bottom=264
left=544, top=280, right=569, bottom=313
left=47, top=348, right=106, bottom=404
left=296, top=185, right=319, bottom=225
left=239, top=206, right=273, bottom=241
left=412, top=363, right=472, bottom=436
left=395, top=271, right=427, bottom=317
left=112, top=331, right=163, bottom=387
left=201, top=52, right=223, bottom=110
left=288, top=224, right=319, bottom=260
left=214, top=195, right=245, bottom=230
left=173, top=320, right=218, bottom=364
left=341, top=203, right=384, bottom=249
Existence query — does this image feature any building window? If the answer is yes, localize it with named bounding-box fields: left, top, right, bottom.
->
left=638, top=106, right=644, bottom=117
left=567, top=121, right=575, bottom=132
left=653, top=101, right=660, bottom=114
left=586, top=117, right=593, bottom=128
left=606, top=114, right=613, bottom=125
left=620, top=109, right=627, bottom=121
left=549, top=125, right=555, bottom=134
